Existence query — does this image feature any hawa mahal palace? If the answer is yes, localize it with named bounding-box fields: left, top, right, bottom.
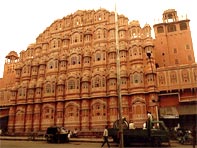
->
left=0, top=8, right=196, bottom=135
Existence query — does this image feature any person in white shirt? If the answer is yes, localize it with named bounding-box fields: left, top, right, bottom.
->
left=101, top=125, right=110, bottom=148
left=129, top=121, right=135, bottom=129
left=147, top=112, right=153, bottom=122
left=143, top=122, right=147, bottom=129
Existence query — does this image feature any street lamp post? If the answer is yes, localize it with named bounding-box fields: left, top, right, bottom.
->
left=146, top=51, right=159, bottom=121
left=115, top=4, right=124, bottom=148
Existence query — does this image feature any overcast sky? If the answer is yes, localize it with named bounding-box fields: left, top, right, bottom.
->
left=0, top=0, right=196, bottom=77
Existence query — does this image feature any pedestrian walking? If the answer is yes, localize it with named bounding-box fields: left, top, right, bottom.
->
left=101, top=125, right=110, bottom=148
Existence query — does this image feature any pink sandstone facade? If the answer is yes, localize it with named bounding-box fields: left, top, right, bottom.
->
left=0, top=8, right=196, bottom=135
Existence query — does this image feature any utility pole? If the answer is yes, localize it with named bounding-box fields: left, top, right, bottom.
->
left=115, top=3, right=124, bottom=148
left=146, top=51, right=159, bottom=121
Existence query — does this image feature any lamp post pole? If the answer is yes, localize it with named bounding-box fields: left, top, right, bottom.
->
left=146, top=51, right=159, bottom=121
left=115, top=4, right=124, bottom=148
left=156, top=105, right=159, bottom=121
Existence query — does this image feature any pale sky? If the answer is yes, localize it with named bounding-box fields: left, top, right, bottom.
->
left=0, top=0, right=196, bottom=78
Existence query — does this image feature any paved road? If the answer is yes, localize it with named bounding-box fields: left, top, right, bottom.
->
left=1, top=140, right=106, bottom=148
left=0, top=140, right=194, bottom=148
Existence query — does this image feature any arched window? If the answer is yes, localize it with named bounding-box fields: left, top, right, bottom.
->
left=133, top=73, right=140, bottom=84
left=133, top=47, right=138, bottom=56
left=95, top=52, right=101, bottom=61
left=120, top=51, right=126, bottom=58
left=18, top=87, right=26, bottom=97
left=71, top=56, right=77, bottom=65
left=68, top=80, right=75, bottom=89
left=97, top=30, right=101, bottom=39
left=94, top=77, right=101, bottom=87
left=84, top=57, right=90, bottom=63
left=45, top=84, right=51, bottom=93
left=92, top=102, right=106, bottom=117
left=74, top=34, right=79, bottom=43
left=48, top=61, right=54, bottom=69
left=157, top=26, right=164, bottom=33
left=103, top=29, right=107, bottom=38
left=82, top=82, right=88, bottom=89
left=132, top=100, right=146, bottom=120
left=109, top=79, right=116, bottom=86
left=65, top=104, right=79, bottom=119
left=43, top=107, right=54, bottom=119
left=71, top=33, right=82, bottom=44
left=67, top=106, right=74, bottom=117
left=28, top=89, right=34, bottom=96
left=132, top=29, right=136, bottom=37
left=119, top=30, right=125, bottom=38
left=180, top=22, right=187, bottom=30
left=51, top=39, right=59, bottom=48
left=121, top=78, right=127, bottom=85
left=18, top=88, right=22, bottom=96
left=61, top=61, right=66, bottom=67
left=109, top=30, right=115, bottom=39
left=23, top=66, right=27, bottom=73
left=167, top=24, right=176, bottom=32
left=109, top=52, right=116, bottom=59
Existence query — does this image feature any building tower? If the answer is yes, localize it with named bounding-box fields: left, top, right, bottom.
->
left=2, top=51, right=19, bottom=88
left=153, top=9, right=195, bottom=67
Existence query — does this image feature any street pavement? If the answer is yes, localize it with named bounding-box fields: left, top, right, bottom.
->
left=0, top=135, right=107, bottom=142
left=0, top=135, right=195, bottom=147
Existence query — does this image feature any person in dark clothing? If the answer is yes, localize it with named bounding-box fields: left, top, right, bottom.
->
left=147, top=111, right=153, bottom=137
left=101, top=125, right=110, bottom=148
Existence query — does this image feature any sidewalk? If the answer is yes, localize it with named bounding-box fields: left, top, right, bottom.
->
left=0, top=135, right=181, bottom=147
left=0, top=135, right=113, bottom=143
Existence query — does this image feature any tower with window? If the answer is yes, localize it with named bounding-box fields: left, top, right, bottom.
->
left=153, top=9, right=195, bottom=67
left=3, top=51, right=19, bottom=88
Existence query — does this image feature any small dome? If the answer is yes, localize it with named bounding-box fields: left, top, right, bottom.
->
left=6, top=51, right=19, bottom=59
left=144, top=23, right=150, bottom=28
left=129, top=20, right=140, bottom=27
